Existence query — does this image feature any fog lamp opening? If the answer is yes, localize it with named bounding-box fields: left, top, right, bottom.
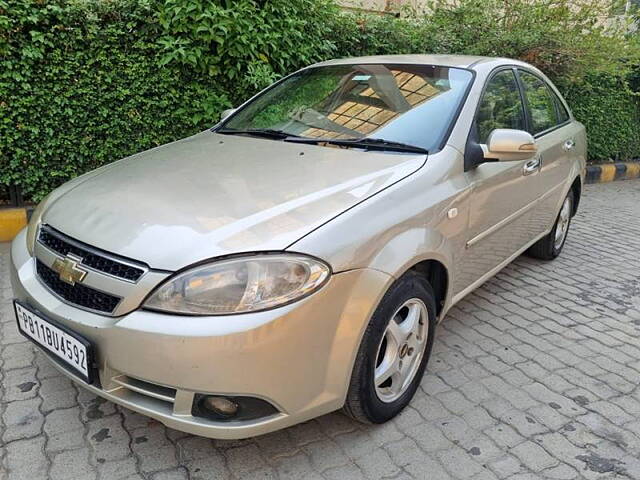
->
left=192, top=394, right=279, bottom=422
left=202, top=396, right=239, bottom=418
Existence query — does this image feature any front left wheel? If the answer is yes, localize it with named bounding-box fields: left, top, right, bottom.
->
left=343, top=272, right=436, bottom=424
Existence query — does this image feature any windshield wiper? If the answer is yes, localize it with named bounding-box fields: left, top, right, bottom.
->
left=216, top=128, right=428, bottom=154
left=285, top=136, right=428, bottom=154
left=217, top=128, right=300, bottom=140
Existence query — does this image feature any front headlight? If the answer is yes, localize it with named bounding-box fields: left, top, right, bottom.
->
left=143, top=254, right=331, bottom=315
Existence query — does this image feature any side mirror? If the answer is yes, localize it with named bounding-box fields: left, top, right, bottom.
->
left=481, top=129, right=537, bottom=161
left=219, top=108, right=237, bottom=122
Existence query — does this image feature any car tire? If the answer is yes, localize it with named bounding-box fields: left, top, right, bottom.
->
left=343, top=271, right=436, bottom=424
left=527, top=189, right=574, bottom=260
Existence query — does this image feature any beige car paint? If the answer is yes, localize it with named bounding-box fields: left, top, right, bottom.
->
left=10, top=55, right=586, bottom=438
left=39, top=132, right=427, bottom=271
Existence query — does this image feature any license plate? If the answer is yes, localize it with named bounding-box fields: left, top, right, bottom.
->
left=14, top=301, right=94, bottom=383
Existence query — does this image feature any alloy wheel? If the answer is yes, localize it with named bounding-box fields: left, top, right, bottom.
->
left=554, top=196, right=572, bottom=250
left=374, top=298, right=429, bottom=403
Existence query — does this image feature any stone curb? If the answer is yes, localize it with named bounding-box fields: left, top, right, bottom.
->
left=586, top=161, right=640, bottom=184
left=0, top=208, right=27, bottom=243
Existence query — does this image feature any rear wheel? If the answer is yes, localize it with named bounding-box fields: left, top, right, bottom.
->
left=528, top=189, right=574, bottom=260
left=343, top=272, right=436, bottom=424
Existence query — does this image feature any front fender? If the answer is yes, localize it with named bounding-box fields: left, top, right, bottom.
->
left=288, top=148, right=471, bottom=318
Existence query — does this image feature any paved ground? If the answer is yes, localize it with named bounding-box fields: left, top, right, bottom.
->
left=1, top=180, right=640, bottom=480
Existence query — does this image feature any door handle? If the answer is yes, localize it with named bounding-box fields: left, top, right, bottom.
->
left=563, top=139, right=576, bottom=151
left=523, top=156, right=541, bottom=176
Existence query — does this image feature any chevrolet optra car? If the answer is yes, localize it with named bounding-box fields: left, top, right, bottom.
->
left=11, top=55, right=585, bottom=439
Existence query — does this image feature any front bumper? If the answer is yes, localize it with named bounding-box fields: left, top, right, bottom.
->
left=10, top=230, right=391, bottom=438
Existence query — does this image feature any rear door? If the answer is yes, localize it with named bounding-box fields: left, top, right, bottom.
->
left=516, top=69, right=575, bottom=234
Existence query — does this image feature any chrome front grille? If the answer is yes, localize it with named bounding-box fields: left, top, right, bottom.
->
left=33, top=224, right=169, bottom=316
left=38, top=225, right=146, bottom=282
left=36, top=260, right=121, bottom=313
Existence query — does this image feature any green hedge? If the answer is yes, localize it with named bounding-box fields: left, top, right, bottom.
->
left=1, top=0, right=227, bottom=200
left=0, top=0, right=338, bottom=201
left=1, top=0, right=639, bottom=201
left=565, top=75, right=640, bottom=162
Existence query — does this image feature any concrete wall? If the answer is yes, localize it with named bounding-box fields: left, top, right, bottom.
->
left=337, top=0, right=426, bottom=15
left=338, top=0, right=638, bottom=16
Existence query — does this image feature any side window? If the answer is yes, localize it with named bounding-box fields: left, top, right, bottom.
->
left=552, top=91, right=570, bottom=124
left=519, top=71, right=558, bottom=134
left=476, top=70, right=526, bottom=144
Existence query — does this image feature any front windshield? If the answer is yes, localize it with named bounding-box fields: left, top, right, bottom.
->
left=220, top=64, right=474, bottom=151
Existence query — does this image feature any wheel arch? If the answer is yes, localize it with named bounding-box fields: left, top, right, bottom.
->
left=403, top=259, right=449, bottom=318
left=357, top=227, right=457, bottom=320
left=570, top=176, right=581, bottom=216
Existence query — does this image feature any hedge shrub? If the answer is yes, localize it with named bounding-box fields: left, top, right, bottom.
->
left=1, top=0, right=639, bottom=201
left=1, top=0, right=230, bottom=199
left=565, top=74, right=640, bottom=162
left=0, top=0, right=338, bottom=200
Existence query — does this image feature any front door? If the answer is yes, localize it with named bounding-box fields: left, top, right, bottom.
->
left=454, top=68, right=542, bottom=295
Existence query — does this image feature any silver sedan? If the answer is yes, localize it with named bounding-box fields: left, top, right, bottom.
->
left=10, top=54, right=585, bottom=438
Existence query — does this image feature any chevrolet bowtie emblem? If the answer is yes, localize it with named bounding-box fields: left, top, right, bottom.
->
left=51, top=254, right=87, bottom=286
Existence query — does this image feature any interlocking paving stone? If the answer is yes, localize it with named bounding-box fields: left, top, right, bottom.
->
left=1, top=180, right=640, bottom=479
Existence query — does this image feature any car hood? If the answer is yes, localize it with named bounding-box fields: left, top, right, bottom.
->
left=41, top=131, right=425, bottom=271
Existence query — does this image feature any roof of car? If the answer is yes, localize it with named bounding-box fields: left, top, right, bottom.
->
left=310, top=54, right=525, bottom=70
